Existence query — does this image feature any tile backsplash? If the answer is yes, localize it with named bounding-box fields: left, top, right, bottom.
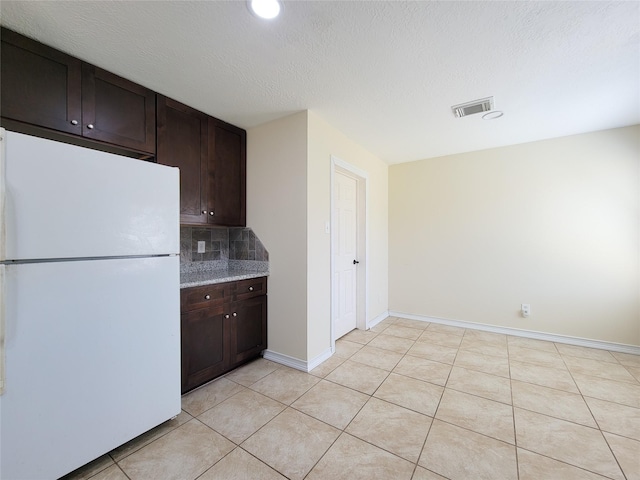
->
left=180, top=226, right=269, bottom=267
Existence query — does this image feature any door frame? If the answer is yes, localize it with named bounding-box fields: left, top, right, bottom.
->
left=330, top=155, right=368, bottom=352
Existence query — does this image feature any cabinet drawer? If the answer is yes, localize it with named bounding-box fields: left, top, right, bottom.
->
left=235, top=277, right=267, bottom=301
left=181, top=283, right=230, bottom=311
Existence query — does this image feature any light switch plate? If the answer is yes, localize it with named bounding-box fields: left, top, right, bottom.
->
left=197, top=241, right=206, bottom=253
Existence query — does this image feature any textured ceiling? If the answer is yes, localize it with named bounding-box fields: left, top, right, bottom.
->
left=1, top=1, right=638, bottom=164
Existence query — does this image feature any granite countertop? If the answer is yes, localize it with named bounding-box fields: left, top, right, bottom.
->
left=180, top=267, right=269, bottom=289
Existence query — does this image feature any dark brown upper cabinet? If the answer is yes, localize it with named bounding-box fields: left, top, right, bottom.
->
left=1, top=28, right=82, bottom=135
left=157, top=95, right=209, bottom=224
left=1, top=28, right=156, bottom=155
left=157, top=95, right=246, bottom=227
left=209, top=119, right=246, bottom=227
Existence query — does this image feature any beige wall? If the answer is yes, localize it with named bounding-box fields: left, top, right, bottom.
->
left=246, top=112, right=308, bottom=360
left=247, top=110, right=389, bottom=363
left=307, top=112, right=389, bottom=360
left=389, top=125, right=640, bottom=346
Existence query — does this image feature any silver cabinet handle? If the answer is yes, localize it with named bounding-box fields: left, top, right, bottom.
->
left=249, top=286, right=254, bottom=291
left=232, top=312, right=237, bottom=317
left=202, top=210, right=208, bottom=214
left=209, top=211, right=215, bottom=216
left=204, top=294, right=210, bottom=300
left=71, top=120, right=78, bottom=125
left=87, top=124, right=94, bottom=129
left=224, top=314, right=230, bottom=319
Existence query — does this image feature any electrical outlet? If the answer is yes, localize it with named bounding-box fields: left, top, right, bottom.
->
left=197, top=241, right=206, bottom=253
left=521, top=304, right=531, bottom=317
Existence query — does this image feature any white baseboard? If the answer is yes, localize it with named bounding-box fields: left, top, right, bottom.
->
left=262, top=350, right=308, bottom=372
left=307, top=347, right=334, bottom=372
left=263, top=347, right=335, bottom=373
left=388, top=310, right=640, bottom=355
left=367, top=310, right=389, bottom=330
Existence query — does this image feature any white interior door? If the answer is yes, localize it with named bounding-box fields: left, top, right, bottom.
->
left=333, top=171, right=358, bottom=339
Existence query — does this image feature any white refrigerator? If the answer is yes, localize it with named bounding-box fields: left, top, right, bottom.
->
left=0, top=129, right=181, bottom=479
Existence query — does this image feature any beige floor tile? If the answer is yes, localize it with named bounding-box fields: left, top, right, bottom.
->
left=454, top=349, right=510, bottom=377
left=603, top=432, right=640, bottom=480
left=334, top=339, right=364, bottom=358
left=118, top=419, right=234, bottom=480
left=350, top=345, right=404, bottom=371
left=463, top=329, right=507, bottom=346
left=419, top=419, right=517, bottom=480
left=369, top=324, right=389, bottom=334
left=394, top=317, right=430, bottom=330
left=507, top=336, right=559, bottom=353
left=224, top=358, right=281, bottom=386
left=346, top=397, right=432, bottom=462
left=326, top=360, right=389, bottom=394
left=509, top=360, right=579, bottom=393
left=181, top=377, right=244, bottom=416
left=625, top=365, right=640, bottom=382
left=511, top=380, right=596, bottom=427
left=459, top=337, right=509, bottom=358
left=374, top=372, right=444, bottom=417
left=417, top=330, right=463, bottom=348
left=384, top=324, right=423, bottom=340
left=241, top=408, right=339, bottom=480
left=436, top=388, right=514, bottom=443
left=514, top=408, right=623, bottom=480
left=198, top=448, right=286, bottom=480
left=573, top=373, right=640, bottom=408
left=426, top=323, right=465, bottom=337
left=61, top=455, right=114, bottom=480
left=563, top=355, right=638, bottom=384
left=86, top=465, right=128, bottom=480
left=249, top=367, right=320, bottom=404
left=309, top=354, right=346, bottom=377
left=585, top=396, right=640, bottom=440
left=611, top=351, right=640, bottom=368
left=291, top=379, right=369, bottom=429
left=517, top=448, right=610, bottom=480
left=555, top=344, right=618, bottom=363
left=406, top=341, right=458, bottom=364
left=367, top=333, right=416, bottom=354
left=110, top=410, right=193, bottom=461
left=412, top=466, right=449, bottom=480
left=393, top=355, right=452, bottom=386
left=342, top=328, right=378, bottom=345
left=198, top=389, right=285, bottom=444
left=306, top=433, right=415, bottom=480
left=508, top=345, right=567, bottom=369
left=447, top=366, right=512, bottom=404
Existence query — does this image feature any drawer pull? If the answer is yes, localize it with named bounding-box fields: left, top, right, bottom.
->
left=232, top=312, right=237, bottom=317
left=225, top=314, right=230, bottom=319
left=204, top=294, right=211, bottom=300
left=249, top=286, right=254, bottom=291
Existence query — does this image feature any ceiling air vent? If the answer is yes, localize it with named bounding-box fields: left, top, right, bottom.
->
left=452, top=97, right=494, bottom=118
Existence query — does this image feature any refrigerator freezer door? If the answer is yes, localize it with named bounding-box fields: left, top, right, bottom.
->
left=0, top=256, right=180, bottom=479
left=1, top=130, right=179, bottom=260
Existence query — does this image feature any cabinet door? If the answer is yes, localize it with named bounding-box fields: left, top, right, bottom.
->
left=181, top=306, right=229, bottom=393
left=157, top=96, right=209, bottom=224
left=1, top=28, right=82, bottom=134
left=208, top=119, right=246, bottom=226
left=230, top=295, right=267, bottom=367
left=82, top=65, right=156, bottom=154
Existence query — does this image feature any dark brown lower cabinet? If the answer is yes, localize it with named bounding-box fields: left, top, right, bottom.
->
left=180, top=277, right=267, bottom=394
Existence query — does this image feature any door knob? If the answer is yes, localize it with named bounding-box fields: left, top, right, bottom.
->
left=353, top=260, right=360, bottom=265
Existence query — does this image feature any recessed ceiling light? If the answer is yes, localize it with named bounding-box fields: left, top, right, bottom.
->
left=249, top=0, right=281, bottom=19
left=482, top=111, right=504, bottom=120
